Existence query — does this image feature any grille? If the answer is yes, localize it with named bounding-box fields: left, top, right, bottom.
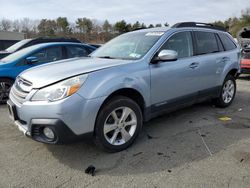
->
left=10, top=77, right=32, bottom=105
left=31, top=126, right=42, bottom=136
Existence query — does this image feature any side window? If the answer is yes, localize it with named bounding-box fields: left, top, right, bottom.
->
left=218, top=33, right=237, bottom=51
left=215, top=34, right=224, bottom=52
left=31, top=47, right=63, bottom=64
left=66, top=46, right=89, bottom=58
left=194, top=31, right=219, bottom=55
left=161, top=32, right=193, bottom=58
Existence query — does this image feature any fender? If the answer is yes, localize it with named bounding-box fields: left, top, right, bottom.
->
left=77, top=62, right=151, bottom=107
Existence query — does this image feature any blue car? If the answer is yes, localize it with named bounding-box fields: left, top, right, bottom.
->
left=0, top=42, right=96, bottom=103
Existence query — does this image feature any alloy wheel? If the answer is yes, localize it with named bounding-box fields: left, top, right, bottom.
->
left=103, top=107, right=137, bottom=146
left=222, top=80, right=235, bottom=104
left=0, top=82, right=12, bottom=103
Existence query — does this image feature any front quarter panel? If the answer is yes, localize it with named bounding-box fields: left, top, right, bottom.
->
left=77, top=61, right=151, bottom=107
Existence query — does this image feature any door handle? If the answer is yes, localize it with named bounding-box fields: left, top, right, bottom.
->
left=189, top=62, right=199, bottom=69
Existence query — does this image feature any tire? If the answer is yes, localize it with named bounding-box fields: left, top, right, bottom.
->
left=0, top=78, right=14, bottom=104
left=94, top=96, right=143, bottom=152
left=214, top=74, right=236, bottom=108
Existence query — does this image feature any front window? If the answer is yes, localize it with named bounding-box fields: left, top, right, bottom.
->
left=31, top=47, right=63, bottom=64
left=5, top=39, right=32, bottom=52
left=160, top=31, right=193, bottom=58
left=91, top=31, right=164, bottom=60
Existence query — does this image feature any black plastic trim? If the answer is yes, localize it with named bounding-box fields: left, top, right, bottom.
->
left=146, top=86, right=221, bottom=121
left=30, top=119, right=93, bottom=144
left=241, top=68, right=250, bottom=74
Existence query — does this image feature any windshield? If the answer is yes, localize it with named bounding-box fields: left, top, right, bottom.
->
left=1, top=45, right=39, bottom=63
left=5, top=39, right=32, bottom=52
left=91, top=31, right=164, bottom=60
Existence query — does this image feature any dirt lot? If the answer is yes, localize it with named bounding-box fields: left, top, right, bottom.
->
left=1, top=76, right=250, bottom=188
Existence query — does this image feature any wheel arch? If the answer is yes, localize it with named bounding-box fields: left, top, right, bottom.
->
left=226, top=68, right=239, bottom=78
left=99, top=88, right=146, bottom=116
left=0, top=77, right=15, bottom=82
left=93, top=88, right=147, bottom=135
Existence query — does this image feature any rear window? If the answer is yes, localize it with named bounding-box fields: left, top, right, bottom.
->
left=194, top=31, right=219, bottom=55
left=218, top=33, right=237, bottom=51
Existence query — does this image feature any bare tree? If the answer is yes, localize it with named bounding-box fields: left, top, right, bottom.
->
left=1, top=19, right=12, bottom=31
left=12, top=20, right=20, bottom=32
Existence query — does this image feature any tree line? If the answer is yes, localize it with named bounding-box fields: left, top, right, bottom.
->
left=212, top=8, right=250, bottom=37
left=0, top=17, right=168, bottom=43
left=0, top=8, right=249, bottom=43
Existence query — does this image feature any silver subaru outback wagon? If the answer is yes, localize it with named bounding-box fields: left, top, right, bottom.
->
left=7, top=22, right=240, bottom=152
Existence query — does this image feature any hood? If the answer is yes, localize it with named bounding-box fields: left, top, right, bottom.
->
left=20, top=57, right=134, bottom=88
left=0, top=51, right=11, bottom=59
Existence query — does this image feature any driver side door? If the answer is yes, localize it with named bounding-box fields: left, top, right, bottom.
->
left=150, top=31, right=201, bottom=112
left=14, top=46, right=64, bottom=77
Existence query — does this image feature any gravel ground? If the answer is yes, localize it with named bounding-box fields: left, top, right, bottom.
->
left=0, top=75, right=250, bottom=188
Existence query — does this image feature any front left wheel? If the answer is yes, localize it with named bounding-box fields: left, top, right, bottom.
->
left=94, top=96, right=143, bottom=152
left=0, top=78, right=13, bottom=104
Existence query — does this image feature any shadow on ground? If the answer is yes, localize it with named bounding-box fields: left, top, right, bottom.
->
left=239, top=74, right=250, bottom=80
left=46, top=95, right=250, bottom=176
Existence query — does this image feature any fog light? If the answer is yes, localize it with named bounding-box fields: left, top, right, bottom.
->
left=43, top=127, right=55, bottom=140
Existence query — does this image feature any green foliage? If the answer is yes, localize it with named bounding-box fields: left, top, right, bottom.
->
left=76, top=17, right=93, bottom=33
left=102, top=20, right=112, bottom=32
left=164, top=22, right=169, bottom=27
left=132, top=21, right=141, bottom=30
left=148, top=24, right=154, bottom=28
left=56, top=17, right=70, bottom=34
left=37, top=19, right=57, bottom=36
left=155, top=23, right=162, bottom=27
left=3, top=7, right=250, bottom=43
left=114, top=20, right=128, bottom=33
left=211, top=8, right=250, bottom=37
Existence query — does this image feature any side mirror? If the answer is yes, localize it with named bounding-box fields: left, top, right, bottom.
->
left=152, top=50, right=178, bottom=63
left=26, top=56, right=38, bottom=64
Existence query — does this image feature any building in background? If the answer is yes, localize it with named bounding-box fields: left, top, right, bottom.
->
left=0, top=31, right=25, bottom=50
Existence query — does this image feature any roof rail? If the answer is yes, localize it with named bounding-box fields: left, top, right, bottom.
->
left=172, top=22, right=227, bottom=32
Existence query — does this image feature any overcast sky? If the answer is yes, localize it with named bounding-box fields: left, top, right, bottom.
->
left=0, top=0, right=250, bottom=25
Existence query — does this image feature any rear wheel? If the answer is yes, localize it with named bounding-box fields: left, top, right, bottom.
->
left=94, top=96, right=143, bottom=152
left=214, top=75, right=236, bottom=108
left=0, top=78, right=13, bottom=104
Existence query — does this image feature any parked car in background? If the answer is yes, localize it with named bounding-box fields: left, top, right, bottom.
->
left=0, top=42, right=96, bottom=103
left=0, top=37, right=82, bottom=59
left=7, top=22, right=240, bottom=152
left=241, top=45, right=250, bottom=74
left=87, top=43, right=102, bottom=48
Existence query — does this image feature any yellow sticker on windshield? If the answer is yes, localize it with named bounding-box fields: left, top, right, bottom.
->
left=145, top=32, right=164, bottom=36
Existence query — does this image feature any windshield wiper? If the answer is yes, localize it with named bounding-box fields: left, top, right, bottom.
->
left=97, top=56, right=116, bottom=59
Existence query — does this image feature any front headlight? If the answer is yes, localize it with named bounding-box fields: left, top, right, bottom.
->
left=31, top=74, right=88, bottom=102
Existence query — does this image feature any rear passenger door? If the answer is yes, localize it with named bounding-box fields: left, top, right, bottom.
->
left=66, top=45, right=91, bottom=59
left=193, top=31, right=225, bottom=91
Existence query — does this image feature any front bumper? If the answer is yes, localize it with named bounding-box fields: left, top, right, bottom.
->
left=8, top=93, right=106, bottom=144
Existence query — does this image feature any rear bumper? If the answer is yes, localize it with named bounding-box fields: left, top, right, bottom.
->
left=241, top=68, right=250, bottom=74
